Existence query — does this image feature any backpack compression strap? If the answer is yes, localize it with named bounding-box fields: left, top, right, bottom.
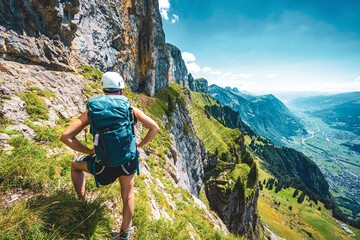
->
left=136, top=151, right=140, bottom=175
left=93, top=158, right=99, bottom=187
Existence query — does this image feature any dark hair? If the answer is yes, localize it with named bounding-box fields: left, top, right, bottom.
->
left=103, top=89, right=123, bottom=95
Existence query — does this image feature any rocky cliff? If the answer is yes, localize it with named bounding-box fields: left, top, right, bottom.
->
left=194, top=78, right=210, bottom=94
left=0, top=0, right=169, bottom=96
left=166, top=43, right=197, bottom=91
left=163, top=89, right=206, bottom=195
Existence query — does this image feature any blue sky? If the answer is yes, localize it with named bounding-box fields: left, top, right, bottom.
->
left=159, top=0, right=360, bottom=93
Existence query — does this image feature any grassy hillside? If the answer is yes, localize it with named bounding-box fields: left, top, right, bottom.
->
left=189, top=90, right=257, bottom=196
left=257, top=164, right=360, bottom=239
left=186, top=87, right=360, bottom=234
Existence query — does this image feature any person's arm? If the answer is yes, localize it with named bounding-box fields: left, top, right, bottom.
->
left=59, top=111, right=95, bottom=154
left=133, top=107, right=159, bottom=148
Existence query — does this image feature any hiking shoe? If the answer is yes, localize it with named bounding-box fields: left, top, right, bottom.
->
left=119, top=221, right=132, bottom=240
left=119, top=229, right=130, bottom=240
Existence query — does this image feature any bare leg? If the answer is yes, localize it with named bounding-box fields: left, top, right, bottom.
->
left=71, top=160, right=90, bottom=201
left=118, top=173, right=135, bottom=232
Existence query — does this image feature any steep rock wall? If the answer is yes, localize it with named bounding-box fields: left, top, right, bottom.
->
left=0, top=0, right=169, bottom=96
left=167, top=43, right=197, bottom=91
left=194, top=78, right=210, bottom=94
left=205, top=178, right=259, bottom=238
left=163, top=89, right=205, bottom=195
left=0, top=0, right=79, bottom=70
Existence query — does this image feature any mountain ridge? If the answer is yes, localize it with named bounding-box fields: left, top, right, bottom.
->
left=208, top=84, right=306, bottom=145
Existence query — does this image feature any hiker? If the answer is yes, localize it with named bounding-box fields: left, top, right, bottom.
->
left=60, top=72, right=159, bottom=239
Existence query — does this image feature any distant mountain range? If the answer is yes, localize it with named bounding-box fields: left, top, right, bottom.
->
left=208, top=85, right=306, bottom=145
left=288, top=92, right=360, bottom=135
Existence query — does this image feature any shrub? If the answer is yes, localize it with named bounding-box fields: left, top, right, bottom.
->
left=297, top=192, right=305, bottom=204
left=292, top=189, right=299, bottom=198
left=23, top=121, right=64, bottom=147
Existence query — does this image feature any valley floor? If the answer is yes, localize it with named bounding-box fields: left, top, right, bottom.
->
left=281, top=111, right=360, bottom=223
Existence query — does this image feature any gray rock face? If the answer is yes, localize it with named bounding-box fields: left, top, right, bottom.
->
left=0, top=58, right=89, bottom=125
left=167, top=43, right=188, bottom=87
left=74, top=0, right=169, bottom=96
left=164, top=90, right=206, bottom=195
left=205, top=181, right=259, bottom=238
left=0, top=0, right=169, bottom=96
left=0, top=0, right=78, bottom=69
left=187, top=73, right=197, bottom=92
left=194, top=78, right=210, bottom=94
left=166, top=43, right=197, bottom=92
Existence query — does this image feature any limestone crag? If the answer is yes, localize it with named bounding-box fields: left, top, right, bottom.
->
left=163, top=89, right=205, bottom=195
left=74, top=0, right=169, bottom=96
left=0, top=0, right=79, bottom=70
left=205, top=178, right=260, bottom=238
left=194, top=78, right=210, bottom=94
left=187, top=73, right=197, bottom=92
left=0, top=0, right=169, bottom=96
left=167, top=43, right=197, bottom=91
left=136, top=144, right=228, bottom=233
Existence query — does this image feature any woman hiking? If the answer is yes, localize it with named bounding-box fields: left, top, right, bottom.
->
left=60, top=72, right=159, bottom=240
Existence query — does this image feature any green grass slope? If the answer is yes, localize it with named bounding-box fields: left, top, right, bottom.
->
left=257, top=166, right=360, bottom=240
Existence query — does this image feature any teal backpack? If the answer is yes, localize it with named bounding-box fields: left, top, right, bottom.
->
left=87, top=95, right=139, bottom=187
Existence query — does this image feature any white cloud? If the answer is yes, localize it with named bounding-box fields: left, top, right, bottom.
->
left=230, top=73, right=253, bottom=79
left=181, top=52, right=200, bottom=74
left=223, top=72, right=232, bottom=76
left=267, top=74, right=277, bottom=78
left=159, top=0, right=170, bottom=9
left=160, top=9, right=169, bottom=20
left=171, top=14, right=179, bottom=23
left=356, top=76, right=360, bottom=82
left=202, top=67, right=212, bottom=73
left=182, top=52, right=196, bottom=63
left=186, top=62, right=201, bottom=73
left=210, top=70, right=222, bottom=75
left=159, top=0, right=170, bottom=20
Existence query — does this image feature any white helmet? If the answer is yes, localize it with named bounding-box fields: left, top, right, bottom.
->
left=101, top=72, right=125, bottom=91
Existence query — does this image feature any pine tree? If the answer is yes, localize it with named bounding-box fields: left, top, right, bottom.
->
left=292, top=189, right=299, bottom=198
left=297, top=192, right=305, bottom=204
